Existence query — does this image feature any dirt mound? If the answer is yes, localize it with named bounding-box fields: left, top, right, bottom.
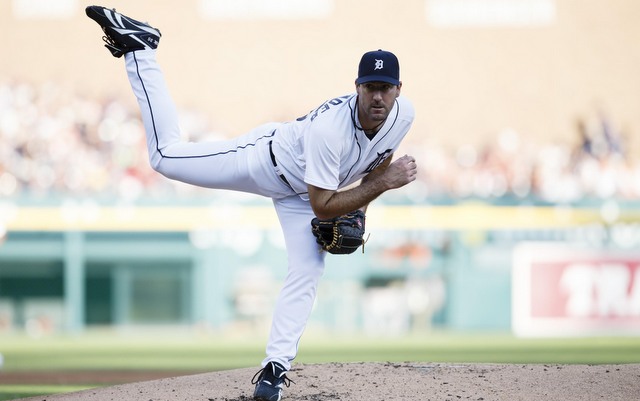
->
left=19, top=362, right=640, bottom=401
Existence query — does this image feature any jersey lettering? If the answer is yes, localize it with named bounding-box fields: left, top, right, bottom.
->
left=365, top=149, right=392, bottom=173
left=296, top=95, right=351, bottom=122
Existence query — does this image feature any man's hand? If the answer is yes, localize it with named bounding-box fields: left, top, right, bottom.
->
left=379, top=154, right=417, bottom=190
left=308, top=154, right=417, bottom=220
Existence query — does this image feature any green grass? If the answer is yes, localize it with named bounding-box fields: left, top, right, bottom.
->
left=0, top=385, right=93, bottom=401
left=1, top=331, right=639, bottom=400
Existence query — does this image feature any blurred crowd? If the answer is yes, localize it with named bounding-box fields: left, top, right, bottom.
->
left=1, top=79, right=638, bottom=205
left=0, top=79, right=217, bottom=203
left=414, top=116, right=637, bottom=204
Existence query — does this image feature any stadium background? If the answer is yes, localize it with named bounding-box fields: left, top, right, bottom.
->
left=1, top=0, right=640, bottom=341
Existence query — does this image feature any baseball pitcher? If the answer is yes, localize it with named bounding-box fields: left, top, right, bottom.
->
left=86, top=5, right=417, bottom=401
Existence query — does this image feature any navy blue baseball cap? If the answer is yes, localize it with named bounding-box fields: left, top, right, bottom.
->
left=356, top=49, right=400, bottom=86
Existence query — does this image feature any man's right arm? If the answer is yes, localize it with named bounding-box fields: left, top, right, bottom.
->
left=307, top=154, right=417, bottom=220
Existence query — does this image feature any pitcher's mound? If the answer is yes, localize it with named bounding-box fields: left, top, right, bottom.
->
left=22, top=362, right=640, bottom=401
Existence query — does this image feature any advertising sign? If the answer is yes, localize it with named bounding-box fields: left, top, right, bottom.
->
left=512, top=243, right=640, bottom=337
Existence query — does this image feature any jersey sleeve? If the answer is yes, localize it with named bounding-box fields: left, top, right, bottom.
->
left=303, top=123, right=342, bottom=190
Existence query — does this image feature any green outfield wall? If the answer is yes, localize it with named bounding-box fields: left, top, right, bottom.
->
left=1, top=203, right=638, bottom=336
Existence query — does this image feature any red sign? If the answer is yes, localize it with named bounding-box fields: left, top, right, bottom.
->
left=512, top=243, right=640, bottom=337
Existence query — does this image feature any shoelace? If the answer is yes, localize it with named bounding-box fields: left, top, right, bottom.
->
left=101, top=34, right=122, bottom=50
left=251, top=366, right=293, bottom=388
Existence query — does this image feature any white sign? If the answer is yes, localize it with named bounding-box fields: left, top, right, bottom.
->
left=512, top=243, right=640, bottom=337
left=426, top=0, right=556, bottom=27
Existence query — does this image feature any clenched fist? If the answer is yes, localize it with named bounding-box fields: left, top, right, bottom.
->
left=382, top=154, right=417, bottom=190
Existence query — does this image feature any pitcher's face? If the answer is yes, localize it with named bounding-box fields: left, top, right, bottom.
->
left=356, top=82, right=401, bottom=128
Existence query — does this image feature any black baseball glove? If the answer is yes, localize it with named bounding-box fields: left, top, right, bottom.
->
left=310, top=210, right=366, bottom=254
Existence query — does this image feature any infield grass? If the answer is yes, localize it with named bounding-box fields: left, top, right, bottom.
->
left=1, top=330, right=639, bottom=400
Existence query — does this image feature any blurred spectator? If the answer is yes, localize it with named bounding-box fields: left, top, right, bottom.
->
left=1, top=79, right=638, bottom=204
left=0, top=79, right=222, bottom=202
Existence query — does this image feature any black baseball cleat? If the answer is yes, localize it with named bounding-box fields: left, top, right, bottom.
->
left=251, top=361, right=293, bottom=401
left=86, top=5, right=161, bottom=58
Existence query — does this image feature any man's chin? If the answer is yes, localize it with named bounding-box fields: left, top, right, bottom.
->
left=369, top=107, right=386, bottom=116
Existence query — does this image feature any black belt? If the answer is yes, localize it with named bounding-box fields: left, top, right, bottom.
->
left=268, top=140, right=293, bottom=189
